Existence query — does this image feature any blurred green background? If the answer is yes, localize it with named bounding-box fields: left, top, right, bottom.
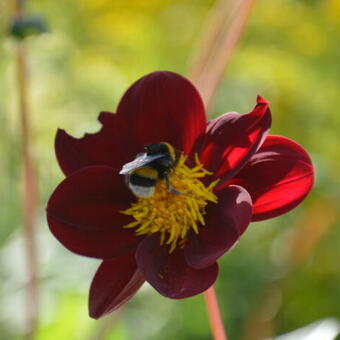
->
left=0, top=0, right=339, bottom=339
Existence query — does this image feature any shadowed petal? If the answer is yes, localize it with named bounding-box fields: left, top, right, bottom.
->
left=115, top=71, right=206, bottom=158
left=230, top=135, right=314, bottom=221
left=197, top=96, right=271, bottom=183
left=185, top=185, right=252, bottom=269
left=55, top=112, right=128, bottom=176
left=89, top=253, right=145, bottom=319
left=136, top=235, right=218, bottom=299
left=47, top=215, right=140, bottom=259
left=47, top=166, right=140, bottom=258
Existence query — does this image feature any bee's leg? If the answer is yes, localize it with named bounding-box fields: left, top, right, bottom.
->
left=164, top=172, right=181, bottom=195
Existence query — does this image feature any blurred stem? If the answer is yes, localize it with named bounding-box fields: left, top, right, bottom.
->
left=189, top=0, right=255, bottom=110
left=204, top=286, right=228, bottom=340
left=86, top=313, right=119, bottom=340
left=241, top=199, right=337, bottom=340
left=14, top=0, right=39, bottom=339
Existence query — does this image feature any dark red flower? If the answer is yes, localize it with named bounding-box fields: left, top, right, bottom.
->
left=46, top=71, right=314, bottom=319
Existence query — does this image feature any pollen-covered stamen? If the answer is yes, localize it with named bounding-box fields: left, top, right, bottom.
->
left=121, top=154, right=219, bottom=252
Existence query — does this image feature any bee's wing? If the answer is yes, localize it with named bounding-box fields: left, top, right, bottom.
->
left=119, top=153, right=165, bottom=174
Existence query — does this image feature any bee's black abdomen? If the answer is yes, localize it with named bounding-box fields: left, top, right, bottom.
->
left=129, top=174, right=156, bottom=187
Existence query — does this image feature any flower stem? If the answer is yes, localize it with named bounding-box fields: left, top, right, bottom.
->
left=204, top=286, right=228, bottom=340
left=14, top=0, right=39, bottom=339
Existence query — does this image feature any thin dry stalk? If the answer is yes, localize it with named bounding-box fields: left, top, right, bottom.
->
left=86, top=313, right=120, bottom=340
left=188, top=0, right=255, bottom=110
left=14, top=0, right=39, bottom=339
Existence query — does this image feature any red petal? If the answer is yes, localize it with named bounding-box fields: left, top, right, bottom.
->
left=135, top=235, right=218, bottom=299
left=55, top=112, right=128, bottom=176
left=184, top=185, right=252, bottom=269
left=230, top=135, right=314, bottom=221
left=89, top=253, right=145, bottom=319
left=115, top=71, right=206, bottom=157
left=198, top=96, right=271, bottom=183
left=46, top=166, right=140, bottom=258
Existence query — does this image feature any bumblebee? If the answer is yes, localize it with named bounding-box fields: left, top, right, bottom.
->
left=119, top=142, right=180, bottom=198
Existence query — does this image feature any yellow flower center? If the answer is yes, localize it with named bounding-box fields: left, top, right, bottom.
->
left=121, top=154, right=219, bottom=252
